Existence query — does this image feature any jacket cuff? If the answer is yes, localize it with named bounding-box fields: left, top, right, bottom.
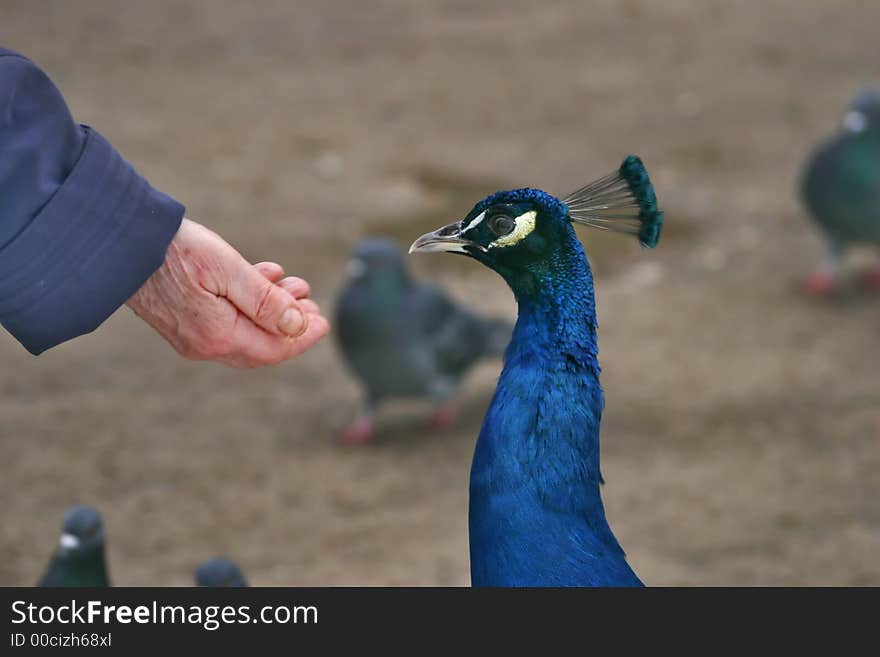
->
left=0, top=127, right=184, bottom=354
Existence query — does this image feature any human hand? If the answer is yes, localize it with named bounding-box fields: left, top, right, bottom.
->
left=126, top=218, right=330, bottom=367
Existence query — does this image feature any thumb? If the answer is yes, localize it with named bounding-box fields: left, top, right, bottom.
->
left=225, top=259, right=307, bottom=337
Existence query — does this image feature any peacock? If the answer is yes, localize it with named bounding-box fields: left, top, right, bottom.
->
left=800, top=88, right=880, bottom=294
left=410, top=155, right=663, bottom=586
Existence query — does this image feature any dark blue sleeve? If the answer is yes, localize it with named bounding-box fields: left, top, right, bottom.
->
left=0, top=49, right=184, bottom=354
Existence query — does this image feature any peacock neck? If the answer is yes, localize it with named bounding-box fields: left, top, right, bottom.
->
left=507, top=240, right=600, bottom=376
left=473, top=233, right=609, bottom=512
left=468, top=233, right=634, bottom=586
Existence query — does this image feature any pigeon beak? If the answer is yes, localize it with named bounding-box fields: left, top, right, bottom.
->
left=345, top=258, right=367, bottom=279
left=409, top=222, right=486, bottom=254
left=843, top=110, right=868, bottom=133
left=59, top=533, right=80, bottom=551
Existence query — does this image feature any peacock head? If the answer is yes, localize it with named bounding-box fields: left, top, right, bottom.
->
left=56, top=505, right=105, bottom=557
left=409, top=155, right=663, bottom=288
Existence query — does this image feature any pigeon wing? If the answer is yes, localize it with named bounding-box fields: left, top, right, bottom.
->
left=408, top=284, right=492, bottom=380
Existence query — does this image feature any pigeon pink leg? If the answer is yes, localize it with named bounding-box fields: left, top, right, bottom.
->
left=339, top=415, right=375, bottom=445
left=429, top=403, right=460, bottom=430
left=856, top=262, right=880, bottom=292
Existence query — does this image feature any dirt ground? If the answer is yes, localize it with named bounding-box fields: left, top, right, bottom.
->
left=1, top=0, right=879, bottom=586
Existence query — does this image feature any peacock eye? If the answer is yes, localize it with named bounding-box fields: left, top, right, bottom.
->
left=488, top=214, right=516, bottom=237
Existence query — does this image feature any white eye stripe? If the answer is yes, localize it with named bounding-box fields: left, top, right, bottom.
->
left=462, top=210, right=487, bottom=234
left=489, top=211, right=537, bottom=249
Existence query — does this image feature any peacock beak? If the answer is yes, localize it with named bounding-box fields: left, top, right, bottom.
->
left=409, top=221, right=486, bottom=254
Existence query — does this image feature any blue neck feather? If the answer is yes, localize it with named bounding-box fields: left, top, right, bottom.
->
left=469, top=226, right=642, bottom=587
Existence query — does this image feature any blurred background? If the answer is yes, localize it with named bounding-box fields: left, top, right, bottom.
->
left=1, top=0, right=879, bottom=585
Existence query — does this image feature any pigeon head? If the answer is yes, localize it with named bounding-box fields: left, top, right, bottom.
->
left=57, top=505, right=104, bottom=556
left=345, top=238, right=409, bottom=284
left=842, top=88, right=880, bottom=134
left=409, top=155, right=662, bottom=293
left=194, top=558, right=248, bottom=587
left=39, top=505, right=110, bottom=587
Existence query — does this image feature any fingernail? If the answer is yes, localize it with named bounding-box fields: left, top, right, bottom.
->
left=278, top=307, right=306, bottom=336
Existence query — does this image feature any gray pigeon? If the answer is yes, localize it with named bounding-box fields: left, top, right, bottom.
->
left=194, top=558, right=248, bottom=587
left=39, top=506, right=110, bottom=587
left=800, top=88, right=880, bottom=294
left=334, top=237, right=511, bottom=444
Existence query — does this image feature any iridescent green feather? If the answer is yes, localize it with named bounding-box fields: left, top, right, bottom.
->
left=564, top=154, right=664, bottom=248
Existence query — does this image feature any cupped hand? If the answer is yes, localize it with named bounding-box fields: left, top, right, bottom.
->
left=126, top=218, right=330, bottom=367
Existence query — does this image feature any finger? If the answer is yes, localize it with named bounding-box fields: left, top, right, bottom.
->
left=296, top=298, right=320, bottom=315
left=219, top=310, right=331, bottom=368
left=254, top=261, right=285, bottom=283
left=225, top=261, right=306, bottom=337
left=276, top=276, right=311, bottom=299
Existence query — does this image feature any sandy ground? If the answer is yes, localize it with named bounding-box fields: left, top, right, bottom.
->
left=1, top=0, right=879, bottom=586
